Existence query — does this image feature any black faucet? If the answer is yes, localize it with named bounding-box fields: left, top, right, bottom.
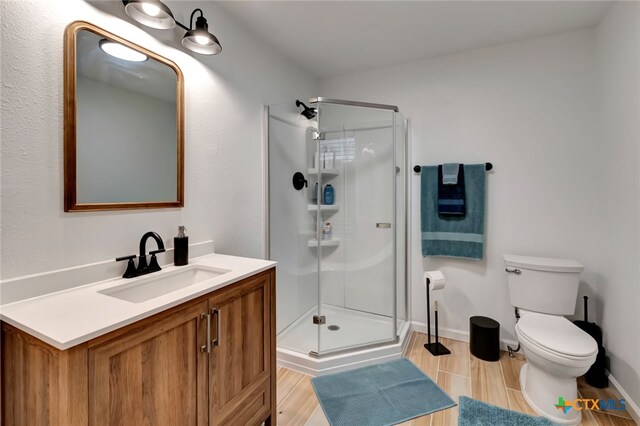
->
left=116, top=231, right=166, bottom=279
left=137, top=231, right=166, bottom=274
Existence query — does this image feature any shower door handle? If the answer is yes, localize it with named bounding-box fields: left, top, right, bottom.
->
left=376, top=223, right=391, bottom=229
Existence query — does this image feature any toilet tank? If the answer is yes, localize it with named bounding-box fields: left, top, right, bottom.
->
left=503, top=254, right=584, bottom=315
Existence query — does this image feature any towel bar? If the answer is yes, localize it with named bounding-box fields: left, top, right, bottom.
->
left=413, top=163, right=493, bottom=173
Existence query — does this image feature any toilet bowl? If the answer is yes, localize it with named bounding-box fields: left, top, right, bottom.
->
left=516, top=310, right=597, bottom=425
left=503, top=254, right=598, bottom=425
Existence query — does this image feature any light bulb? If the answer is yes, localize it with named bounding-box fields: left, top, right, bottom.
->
left=141, top=2, right=161, bottom=17
left=99, top=40, right=148, bottom=62
left=195, top=35, right=209, bottom=46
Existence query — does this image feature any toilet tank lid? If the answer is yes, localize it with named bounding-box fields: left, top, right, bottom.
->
left=503, top=254, right=584, bottom=273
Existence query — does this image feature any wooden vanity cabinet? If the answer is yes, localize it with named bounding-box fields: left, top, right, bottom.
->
left=1, top=268, right=276, bottom=426
left=87, top=299, right=209, bottom=426
left=209, top=271, right=273, bottom=426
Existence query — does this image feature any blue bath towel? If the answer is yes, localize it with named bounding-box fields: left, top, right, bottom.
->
left=421, top=164, right=486, bottom=260
left=438, top=164, right=465, bottom=216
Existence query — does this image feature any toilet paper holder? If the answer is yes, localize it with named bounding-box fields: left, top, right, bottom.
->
left=424, top=277, right=451, bottom=356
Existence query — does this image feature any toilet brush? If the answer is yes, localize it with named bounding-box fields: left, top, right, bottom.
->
left=573, top=296, right=608, bottom=388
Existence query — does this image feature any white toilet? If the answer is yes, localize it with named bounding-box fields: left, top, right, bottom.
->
left=504, top=254, right=598, bottom=425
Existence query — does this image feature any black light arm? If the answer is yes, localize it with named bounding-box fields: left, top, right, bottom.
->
left=175, top=20, right=189, bottom=31
left=174, top=8, right=204, bottom=31
left=190, top=9, right=204, bottom=29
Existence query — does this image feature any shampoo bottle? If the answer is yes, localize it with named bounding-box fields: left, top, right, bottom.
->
left=323, top=184, right=334, bottom=205
left=174, top=226, right=188, bottom=266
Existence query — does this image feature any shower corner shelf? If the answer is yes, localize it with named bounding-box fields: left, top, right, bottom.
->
left=307, top=168, right=340, bottom=178
left=308, top=204, right=340, bottom=213
left=308, top=238, right=341, bottom=248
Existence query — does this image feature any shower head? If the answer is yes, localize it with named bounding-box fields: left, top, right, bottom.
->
left=296, top=100, right=317, bottom=120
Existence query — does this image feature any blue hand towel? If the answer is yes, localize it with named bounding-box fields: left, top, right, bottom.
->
left=442, top=163, right=460, bottom=185
left=421, top=164, right=486, bottom=260
left=438, top=164, right=465, bottom=216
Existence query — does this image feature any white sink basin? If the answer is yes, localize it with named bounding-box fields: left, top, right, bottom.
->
left=99, top=265, right=230, bottom=303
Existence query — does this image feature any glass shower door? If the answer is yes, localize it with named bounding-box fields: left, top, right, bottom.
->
left=314, top=101, right=398, bottom=356
left=268, top=102, right=320, bottom=357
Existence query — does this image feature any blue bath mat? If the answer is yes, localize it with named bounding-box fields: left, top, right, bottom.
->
left=458, top=396, right=558, bottom=426
left=311, top=358, right=456, bottom=426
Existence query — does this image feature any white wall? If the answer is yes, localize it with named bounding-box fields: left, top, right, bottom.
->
left=320, top=29, right=603, bottom=346
left=0, top=0, right=316, bottom=280
left=595, top=0, right=640, bottom=408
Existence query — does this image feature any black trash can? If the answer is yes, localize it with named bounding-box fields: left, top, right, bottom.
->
left=470, top=316, right=500, bottom=361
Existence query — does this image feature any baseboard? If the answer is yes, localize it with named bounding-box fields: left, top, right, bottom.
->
left=410, top=321, right=520, bottom=353
left=607, top=372, right=640, bottom=424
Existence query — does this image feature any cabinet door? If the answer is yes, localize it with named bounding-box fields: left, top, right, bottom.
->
left=209, top=271, right=273, bottom=426
left=88, top=300, right=209, bottom=426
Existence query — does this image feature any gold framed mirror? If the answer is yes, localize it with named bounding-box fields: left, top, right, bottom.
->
left=64, top=21, right=184, bottom=212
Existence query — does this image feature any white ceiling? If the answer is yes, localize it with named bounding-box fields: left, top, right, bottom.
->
left=217, top=1, right=612, bottom=78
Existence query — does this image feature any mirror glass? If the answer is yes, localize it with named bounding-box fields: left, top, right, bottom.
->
left=65, top=22, right=183, bottom=211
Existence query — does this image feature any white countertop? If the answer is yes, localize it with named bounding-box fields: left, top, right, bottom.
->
left=0, top=254, right=276, bottom=350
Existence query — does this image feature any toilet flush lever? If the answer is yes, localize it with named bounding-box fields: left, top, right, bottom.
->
left=505, top=267, right=521, bottom=275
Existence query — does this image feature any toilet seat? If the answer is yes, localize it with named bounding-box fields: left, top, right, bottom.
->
left=516, top=311, right=597, bottom=358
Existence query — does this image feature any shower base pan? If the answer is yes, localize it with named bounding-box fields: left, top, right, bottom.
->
left=277, top=304, right=411, bottom=376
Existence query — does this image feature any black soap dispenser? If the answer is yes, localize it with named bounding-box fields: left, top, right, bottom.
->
left=174, top=226, right=188, bottom=266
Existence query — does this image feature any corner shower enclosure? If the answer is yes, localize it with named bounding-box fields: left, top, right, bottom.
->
left=267, top=98, right=408, bottom=373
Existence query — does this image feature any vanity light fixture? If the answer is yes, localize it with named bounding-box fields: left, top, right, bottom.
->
left=181, top=9, right=222, bottom=55
left=99, top=39, right=148, bottom=62
left=123, top=0, right=175, bottom=30
left=122, top=1, right=222, bottom=55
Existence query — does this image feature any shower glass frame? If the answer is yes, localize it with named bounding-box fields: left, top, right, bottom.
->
left=266, top=98, right=408, bottom=359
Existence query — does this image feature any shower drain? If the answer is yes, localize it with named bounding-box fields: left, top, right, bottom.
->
left=327, top=325, right=340, bottom=331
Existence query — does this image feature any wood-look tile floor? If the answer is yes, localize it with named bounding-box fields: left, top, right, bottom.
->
left=276, top=331, right=637, bottom=426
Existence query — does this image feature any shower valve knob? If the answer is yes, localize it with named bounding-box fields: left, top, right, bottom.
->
left=292, top=172, right=308, bottom=190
